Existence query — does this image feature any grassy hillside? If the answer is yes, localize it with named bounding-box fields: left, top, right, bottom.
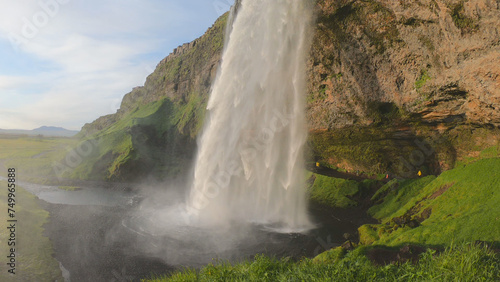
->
left=308, top=173, right=378, bottom=208
left=63, top=13, right=230, bottom=182
left=0, top=96, right=205, bottom=183
left=149, top=243, right=499, bottom=281
left=0, top=135, right=77, bottom=183
left=359, top=157, right=500, bottom=246
left=65, top=98, right=199, bottom=181
left=0, top=181, right=62, bottom=281
left=149, top=154, right=500, bottom=281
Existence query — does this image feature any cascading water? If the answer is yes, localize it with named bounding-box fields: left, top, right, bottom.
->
left=187, top=0, right=314, bottom=232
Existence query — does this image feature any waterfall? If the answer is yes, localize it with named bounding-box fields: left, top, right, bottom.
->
left=187, top=0, right=314, bottom=232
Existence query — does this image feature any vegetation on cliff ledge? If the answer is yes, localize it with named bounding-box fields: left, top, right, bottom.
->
left=149, top=151, right=499, bottom=281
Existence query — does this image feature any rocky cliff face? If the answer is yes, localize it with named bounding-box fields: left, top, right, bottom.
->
left=72, top=14, right=228, bottom=181
left=307, top=0, right=499, bottom=176
left=76, top=0, right=500, bottom=181
left=80, top=13, right=227, bottom=138
left=308, top=0, right=500, bottom=129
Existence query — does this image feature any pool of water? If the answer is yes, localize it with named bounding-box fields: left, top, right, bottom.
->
left=1, top=178, right=135, bottom=206
left=7, top=179, right=373, bottom=281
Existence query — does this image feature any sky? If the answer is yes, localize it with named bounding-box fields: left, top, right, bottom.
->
left=0, top=0, right=232, bottom=130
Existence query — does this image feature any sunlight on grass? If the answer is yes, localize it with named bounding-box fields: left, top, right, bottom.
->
left=0, top=135, right=77, bottom=182
left=362, top=158, right=500, bottom=246
left=146, top=156, right=500, bottom=282
left=146, top=243, right=499, bottom=282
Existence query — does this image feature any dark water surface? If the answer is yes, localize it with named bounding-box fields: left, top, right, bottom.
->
left=20, top=181, right=375, bottom=281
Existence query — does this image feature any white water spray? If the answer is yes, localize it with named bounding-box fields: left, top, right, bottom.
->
left=188, top=0, right=314, bottom=232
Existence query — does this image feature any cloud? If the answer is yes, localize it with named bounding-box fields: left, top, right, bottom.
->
left=0, top=64, right=151, bottom=130
left=0, top=0, right=228, bottom=130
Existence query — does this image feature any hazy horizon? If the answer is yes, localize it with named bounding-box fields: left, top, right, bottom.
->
left=0, top=0, right=232, bottom=131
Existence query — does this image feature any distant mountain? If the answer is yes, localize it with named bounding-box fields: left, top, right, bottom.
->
left=0, top=126, right=79, bottom=137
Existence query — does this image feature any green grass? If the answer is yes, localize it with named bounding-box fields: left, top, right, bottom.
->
left=361, top=158, right=500, bottom=246
left=312, top=246, right=346, bottom=264
left=147, top=138, right=499, bottom=281
left=147, top=243, right=499, bottom=282
left=0, top=136, right=78, bottom=183
left=0, top=181, right=62, bottom=281
left=146, top=157, right=500, bottom=281
left=368, top=176, right=436, bottom=220
left=415, top=69, right=431, bottom=90
left=65, top=10, right=229, bottom=182
left=309, top=174, right=360, bottom=208
left=173, top=91, right=207, bottom=138
left=67, top=98, right=185, bottom=181
left=371, top=179, right=398, bottom=202
left=66, top=130, right=133, bottom=181
left=480, top=145, right=500, bottom=159
left=68, top=89, right=207, bottom=181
